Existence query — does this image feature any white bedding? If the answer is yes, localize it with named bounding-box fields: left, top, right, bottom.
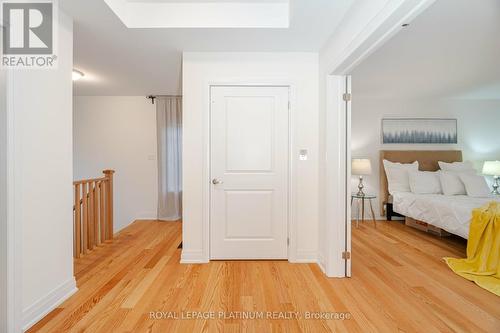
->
left=392, top=192, right=500, bottom=239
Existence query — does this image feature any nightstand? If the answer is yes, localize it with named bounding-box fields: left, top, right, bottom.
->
left=351, top=194, right=377, bottom=228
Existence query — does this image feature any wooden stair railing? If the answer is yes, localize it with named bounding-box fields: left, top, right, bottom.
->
left=73, top=170, right=114, bottom=258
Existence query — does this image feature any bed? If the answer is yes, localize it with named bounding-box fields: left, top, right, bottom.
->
left=379, top=150, right=499, bottom=239
left=391, top=192, right=498, bottom=239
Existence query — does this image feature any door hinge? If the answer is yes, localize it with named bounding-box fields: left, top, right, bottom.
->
left=343, top=93, right=351, bottom=102
left=342, top=251, right=351, bottom=260
left=287, top=237, right=290, bottom=246
left=288, top=101, right=291, bottom=110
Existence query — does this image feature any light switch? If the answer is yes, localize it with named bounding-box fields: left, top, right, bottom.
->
left=299, top=149, right=308, bottom=161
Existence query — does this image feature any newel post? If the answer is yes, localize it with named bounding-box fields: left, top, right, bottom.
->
left=103, top=169, right=115, bottom=240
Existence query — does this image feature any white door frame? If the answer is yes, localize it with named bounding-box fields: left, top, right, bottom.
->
left=209, top=85, right=291, bottom=260
left=201, top=80, right=301, bottom=263
left=322, top=0, right=437, bottom=277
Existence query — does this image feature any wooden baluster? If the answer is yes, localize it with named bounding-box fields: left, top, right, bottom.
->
left=97, top=183, right=101, bottom=244
left=82, top=182, right=89, bottom=254
left=99, top=181, right=106, bottom=243
left=93, top=181, right=98, bottom=245
left=103, top=170, right=115, bottom=240
left=95, top=181, right=100, bottom=246
left=89, top=181, right=95, bottom=250
left=74, top=183, right=81, bottom=258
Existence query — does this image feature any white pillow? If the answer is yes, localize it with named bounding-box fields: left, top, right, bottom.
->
left=459, top=174, right=491, bottom=198
left=439, top=171, right=468, bottom=196
left=383, top=160, right=419, bottom=194
left=438, top=161, right=474, bottom=172
left=409, top=171, right=442, bottom=194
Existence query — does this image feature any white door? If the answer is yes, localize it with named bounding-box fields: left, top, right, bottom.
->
left=344, top=75, right=352, bottom=277
left=210, top=86, right=289, bottom=259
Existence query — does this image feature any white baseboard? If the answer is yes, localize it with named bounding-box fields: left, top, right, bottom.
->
left=135, top=212, right=159, bottom=220
left=293, top=250, right=318, bottom=263
left=316, top=252, right=345, bottom=277
left=317, top=252, right=327, bottom=274
left=180, top=250, right=208, bottom=264
left=22, top=277, right=77, bottom=332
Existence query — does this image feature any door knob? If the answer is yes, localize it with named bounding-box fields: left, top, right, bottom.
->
left=212, top=178, right=224, bottom=185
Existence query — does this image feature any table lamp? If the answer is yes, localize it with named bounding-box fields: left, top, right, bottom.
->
left=352, top=158, right=372, bottom=196
left=482, top=160, right=500, bottom=195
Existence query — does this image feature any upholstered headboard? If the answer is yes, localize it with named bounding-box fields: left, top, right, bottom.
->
left=379, top=150, right=463, bottom=215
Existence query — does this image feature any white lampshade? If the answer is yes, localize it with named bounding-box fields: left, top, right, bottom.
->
left=482, top=161, right=500, bottom=176
left=352, top=158, right=372, bottom=176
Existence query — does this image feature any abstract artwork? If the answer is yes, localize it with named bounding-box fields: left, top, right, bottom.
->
left=382, top=118, right=457, bottom=144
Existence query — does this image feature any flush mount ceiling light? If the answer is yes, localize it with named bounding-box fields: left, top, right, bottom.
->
left=103, top=0, right=289, bottom=28
left=72, top=69, right=85, bottom=81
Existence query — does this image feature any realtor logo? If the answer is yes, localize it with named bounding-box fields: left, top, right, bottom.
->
left=1, top=0, right=57, bottom=68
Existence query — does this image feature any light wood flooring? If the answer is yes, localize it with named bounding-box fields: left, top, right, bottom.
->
left=28, top=220, right=500, bottom=332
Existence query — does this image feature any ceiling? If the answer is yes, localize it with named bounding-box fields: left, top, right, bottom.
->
left=62, top=0, right=352, bottom=96
left=352, top=0, right=500, bottom=100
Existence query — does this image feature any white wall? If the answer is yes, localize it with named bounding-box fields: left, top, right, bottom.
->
left=182, top=52, right=319, bottom=263
left=0, top=56, right=7, bottom=333
left=73, top=96, right=158, bottom=232
left=7, top=11, right=76, bottom=330
left=351, top=97, right=500, bottom=218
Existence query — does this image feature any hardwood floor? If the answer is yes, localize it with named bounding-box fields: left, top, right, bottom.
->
left=28, top=220, right=499, bottom=333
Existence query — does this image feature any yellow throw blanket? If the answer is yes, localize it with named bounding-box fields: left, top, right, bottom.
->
left=444, top=201, right=500, bottom=296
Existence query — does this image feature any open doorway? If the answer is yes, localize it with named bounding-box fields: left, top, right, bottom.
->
left=347, top=0, right=499, bottom=304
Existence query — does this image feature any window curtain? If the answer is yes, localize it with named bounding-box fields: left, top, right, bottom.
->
left=156, top=96, right=182, bottom=221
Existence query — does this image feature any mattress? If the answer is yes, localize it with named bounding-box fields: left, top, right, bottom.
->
left=392, top=192, right=500, bottom=239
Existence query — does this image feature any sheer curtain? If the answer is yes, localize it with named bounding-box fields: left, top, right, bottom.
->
left=156, top=96, right=182, bottom=221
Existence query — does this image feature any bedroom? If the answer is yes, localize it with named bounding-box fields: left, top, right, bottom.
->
left=349, top=0, right=500, bottom=302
